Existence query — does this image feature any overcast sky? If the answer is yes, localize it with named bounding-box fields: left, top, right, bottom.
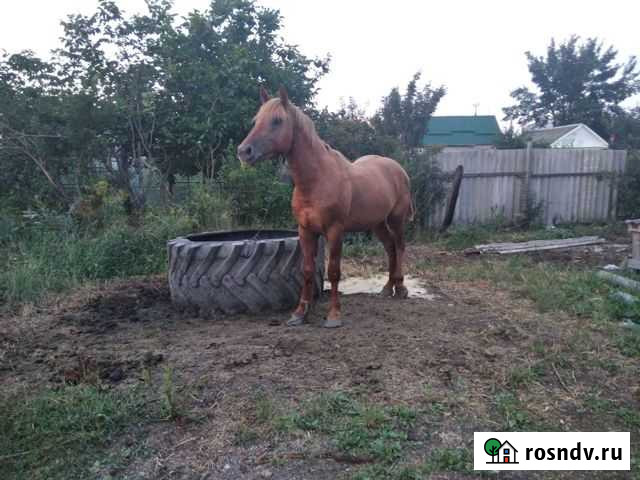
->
left=1, top=0, right=639, bottom=124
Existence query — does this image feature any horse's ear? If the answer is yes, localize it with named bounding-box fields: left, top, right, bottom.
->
left=278, top=86, right=289, bottom=108
left=259, top=86, right=270, bottom=105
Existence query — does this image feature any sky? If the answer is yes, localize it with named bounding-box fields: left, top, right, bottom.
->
left=1, top=0, right=639, bottom=124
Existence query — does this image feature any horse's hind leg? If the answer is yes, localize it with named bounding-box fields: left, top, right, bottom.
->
left=324, top=225, right=344, bottom=328
left=388, top=211, right=409, bottom=299
left=372, top=222, right=396, bottom=297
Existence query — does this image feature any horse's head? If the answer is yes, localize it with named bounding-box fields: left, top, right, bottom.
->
left=237, top=86, right=295, bottom=166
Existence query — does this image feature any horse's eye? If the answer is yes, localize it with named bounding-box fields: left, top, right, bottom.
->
left=271, top=117, right=283, bottom=128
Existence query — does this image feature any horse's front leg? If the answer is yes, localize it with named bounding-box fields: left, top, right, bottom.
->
left=287, top=226, right=318, bottom=326
left=324, top=225, right=344, bottom=328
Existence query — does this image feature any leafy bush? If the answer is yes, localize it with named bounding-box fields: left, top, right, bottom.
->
left=68, top=180, right=134, bottom=229
left=400, top=148, right=447, bottom=229
left=219, top=160, right=293, bottom=228
left=183, top=183, right=231, bottom=231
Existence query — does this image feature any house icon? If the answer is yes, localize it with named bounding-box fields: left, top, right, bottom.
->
left=497, top=440, right=518, bottom=463
left=484, top=438, right=519, bottom=464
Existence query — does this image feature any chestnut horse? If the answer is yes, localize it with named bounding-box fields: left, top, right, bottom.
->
left=238, top=87, right=413, bottom=328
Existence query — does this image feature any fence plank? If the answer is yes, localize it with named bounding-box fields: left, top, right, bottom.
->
left=430, top=148, right=627, bottom=227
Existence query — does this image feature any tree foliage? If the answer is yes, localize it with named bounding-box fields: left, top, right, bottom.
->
left=372, top=72, right=446, bottom=149
left=503, top=36, right=640, bottom=137
left=0, top=0, right=328, bottom=211
left=313, top=99, right=401, bottom=160
left=609, top=107, right=640, bottom=150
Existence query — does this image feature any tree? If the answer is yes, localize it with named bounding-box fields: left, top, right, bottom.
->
left=55, top=0, right=174, bottom=211
left=493, top=124, right=551, bottom=149
left=154, top=0, right=329, bottom=181
left=608, top=107, right=640, bottom=150
left=484, top=438, right=501, bottom=463
left=313, top=98, right=401, bottom=160
left=493, top=124, right=528, bottom=149
left=0, top=0, right=329, bottom=212
left=372, top=72, right=446, bottom=148
left=0, top=51, right=79, bottom=208
left=503, top=36, right=640, bottom=137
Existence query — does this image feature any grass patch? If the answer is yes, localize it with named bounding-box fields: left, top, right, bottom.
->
left=616, top=330, right=640, bottom=357
left=507, top=362, right=547, bottom=388
left=0, top=385, right=154, bottom=480
left=423, top=447, right=473, bottom=474
left=278, top=392, right=417, bottom=465
left=0, top=210, right=196, bottom=309
left=494, top=392, right=538, bottom=431
left=351, top=448, right=474, bottom=480
left=343, top=233, right=385, bottom=259
left=233, top=390, right=280, bottom=445
left=276, top=392, right=481, bottom=479
left=447, top=256, right=636, bottom=322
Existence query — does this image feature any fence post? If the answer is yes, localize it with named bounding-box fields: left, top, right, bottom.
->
left=518, top=141, right=533, bottom=220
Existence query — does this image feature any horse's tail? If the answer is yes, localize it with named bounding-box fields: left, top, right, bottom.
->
left=404, top=170, right=415, bottom=223
left=408, top=196, right=415, bottom=223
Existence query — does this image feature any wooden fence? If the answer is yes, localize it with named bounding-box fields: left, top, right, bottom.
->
left=429, top=147, right=628, bottom=227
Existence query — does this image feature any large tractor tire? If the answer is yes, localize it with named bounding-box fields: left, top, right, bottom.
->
left=167, top=230, right=324, bottom=315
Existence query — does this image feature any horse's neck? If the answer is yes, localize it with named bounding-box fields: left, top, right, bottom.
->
left=286, top=130, right=346, bottom=193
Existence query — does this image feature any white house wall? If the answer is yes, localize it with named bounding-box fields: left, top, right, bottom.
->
left=551, top=126, right=608, bottom=149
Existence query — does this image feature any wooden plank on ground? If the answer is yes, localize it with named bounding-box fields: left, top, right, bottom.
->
left=469, top=236, right=605, bottom=255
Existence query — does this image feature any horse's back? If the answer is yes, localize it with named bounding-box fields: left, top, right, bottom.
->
left=351, top=155, right=410, bottom=191
left=345, top=155, right=412, bottom=230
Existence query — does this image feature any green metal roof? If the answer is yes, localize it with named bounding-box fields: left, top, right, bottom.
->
left=423, top=116, right=501, bottom=146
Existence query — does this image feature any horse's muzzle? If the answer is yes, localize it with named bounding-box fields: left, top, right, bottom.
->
left=237, top=144, right=256, bottom=165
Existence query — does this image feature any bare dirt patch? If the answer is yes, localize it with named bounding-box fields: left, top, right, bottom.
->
left=1, top=244, right=638, bottom=479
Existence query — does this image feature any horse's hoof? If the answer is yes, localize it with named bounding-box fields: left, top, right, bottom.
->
left=379, top=285, right=394, bottom=297
left=323, top=317, right=342, bottom=328
left=394, top=285, right=409, bottom=299
left=287, top=313, right=305, bottom=327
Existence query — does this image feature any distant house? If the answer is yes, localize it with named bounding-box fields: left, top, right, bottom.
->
left=422, top=116, right=501, bottom=151
left=525, top=123, right=608, bottom=149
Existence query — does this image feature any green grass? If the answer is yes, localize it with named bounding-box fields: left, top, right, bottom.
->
left=447, top=254, right=640, bottom=361
left=447, top=256, right=637, bottom=322
left=0, top=210, right=196, bottom=308
left=494, top=392, right=538, bottom=431
left=351, top=447, right=475, bottom=480
left=0, top=385, right=154, bottom=480
left=423, top=447, right=473, bottom=474
left=233, top=391, right=280, bottom=446
left=271, top=391, right=484, bottom=479
left=507, top=362, right=547, bottom=388
left=616, top=330, right=640, bottom=357
left=342, top=232, right=385, bottom=259
left=276, top=392, right=417, bottom=466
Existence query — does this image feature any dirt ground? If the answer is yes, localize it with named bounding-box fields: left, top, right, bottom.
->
left=1, top=241, right=638, bottom=479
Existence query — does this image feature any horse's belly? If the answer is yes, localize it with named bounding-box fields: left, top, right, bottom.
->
left=346, top=183, right=395, bottom=229
left=344, top=205, right=391, bottom=231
